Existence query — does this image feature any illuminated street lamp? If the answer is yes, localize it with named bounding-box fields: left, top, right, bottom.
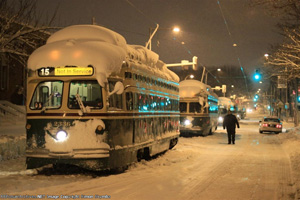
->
left=173, top=27, right=180, bottom=33
left=264, top=53, right=269, bottom=59
left=184, top=74, right=194, bottom=80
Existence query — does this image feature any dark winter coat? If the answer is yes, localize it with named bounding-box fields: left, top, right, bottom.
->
left=223, top=114, right=240, bottom=133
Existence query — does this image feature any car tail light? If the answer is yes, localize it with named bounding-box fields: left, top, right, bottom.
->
left=263, top=123, right=268, bottom=127
left=276, top=124, right=282, bottom=128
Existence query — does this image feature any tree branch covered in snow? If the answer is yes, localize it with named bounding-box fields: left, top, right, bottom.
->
left=0, top=0, right=59, bottom=66
left=250, top=0, right=300, bottom=80
left=265, top=28, right=300, bottom=79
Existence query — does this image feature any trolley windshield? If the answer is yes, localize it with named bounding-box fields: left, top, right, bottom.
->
left=30, top=81, right=63, bottom=110
left=68, top=80, right=103, bottom=109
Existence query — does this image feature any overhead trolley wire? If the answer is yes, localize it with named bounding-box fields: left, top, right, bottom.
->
left=216, top=0, right=249, bottom=94
left=125, top=0, right=158, bottom=26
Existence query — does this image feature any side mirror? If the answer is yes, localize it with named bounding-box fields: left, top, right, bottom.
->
left=109, top=81, right=124, bottom=96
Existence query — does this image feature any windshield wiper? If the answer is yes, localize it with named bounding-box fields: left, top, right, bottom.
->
left=75, top=89, right=88, bottom=115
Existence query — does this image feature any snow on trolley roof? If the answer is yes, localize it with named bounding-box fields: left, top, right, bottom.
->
left=218, top=97, right=234, bottom=106
left=179, top=79, right=216, bottom=98
left=27, top=25, right=179, bottom=86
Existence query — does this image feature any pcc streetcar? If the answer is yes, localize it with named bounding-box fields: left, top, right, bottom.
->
left=218, top=97, right=235, bottom=124
left=179, top=79, right=218, bottom=136
left=25, top=25, right=180, bottom=170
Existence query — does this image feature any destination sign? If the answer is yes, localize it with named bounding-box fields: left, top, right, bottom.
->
left=38, top=66, right=94, bottom=77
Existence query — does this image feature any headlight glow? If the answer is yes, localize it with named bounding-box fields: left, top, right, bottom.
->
left=184, top=120, right=191, bottom=126
left=218, top=116, right=223, bottom=122
left=56, top=130, right=68, bottom=142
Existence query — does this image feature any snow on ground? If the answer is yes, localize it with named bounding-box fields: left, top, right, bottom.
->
left=279, top=126, right=300, bottom=194
left=0, top=111, right=300, bottom=199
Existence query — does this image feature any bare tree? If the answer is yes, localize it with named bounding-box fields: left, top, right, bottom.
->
left=0, top=0, right=58, bottom=66
left=266, top=28, right=300, bottom=79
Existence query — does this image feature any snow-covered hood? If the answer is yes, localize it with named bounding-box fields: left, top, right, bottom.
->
left=27, top=24, right=179, bottom=85
left=179, top=80, right=210, bottom=98
left=27, top=39, right=126, bottom=86
left=27, top=25, right=127, bottom=86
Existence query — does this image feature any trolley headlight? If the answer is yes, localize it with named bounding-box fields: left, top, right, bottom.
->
left=56, top=130, right=68, bottom=142
left=184, top=119, right=191, bottom=126
left=218, top=116, right=223, bottom=122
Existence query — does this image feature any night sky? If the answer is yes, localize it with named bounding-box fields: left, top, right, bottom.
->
left=36, top=0, right=283, bottom=75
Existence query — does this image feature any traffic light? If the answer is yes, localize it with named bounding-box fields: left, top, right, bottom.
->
left=253, top=69, right=262, bottom=81
left=254, top=94, right=259, bottom=99
left=298, top=85, right=300, bottom=103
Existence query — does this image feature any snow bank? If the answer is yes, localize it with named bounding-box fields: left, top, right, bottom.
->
left=276, top=128, right=300, bottom=198
left=0, top=135, right=25, bottom=161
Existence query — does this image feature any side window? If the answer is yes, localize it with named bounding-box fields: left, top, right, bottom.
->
left=189, top=102, right=201, bottom=113
left=126, top=92, right=133, bottom=111
left=125, top=72, right=132, bottom=79
left=133, top=93, right=139, bottom=110
left=108, top=81, right=123, bottom=110
left=179, top=102, right=187, bottom=113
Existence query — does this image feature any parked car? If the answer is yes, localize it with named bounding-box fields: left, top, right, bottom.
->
left=259, top=116, right=282, bottom=134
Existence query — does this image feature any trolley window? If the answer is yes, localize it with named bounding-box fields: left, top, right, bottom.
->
left=108, top=80, right=123, bottom=110
left=189, top=102, right=201, bottom=113
left=179, top=102, right=187, bottom=113
left=30, top=81, right=63, bottom=110
left=68, top=80, right=103, bottom=109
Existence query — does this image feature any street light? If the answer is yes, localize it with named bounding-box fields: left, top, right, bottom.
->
left=264, top=53, right=269, bottom=59
left=184, top=74, right=194, bottom=80
left=173, top=27, right=180, bottom=33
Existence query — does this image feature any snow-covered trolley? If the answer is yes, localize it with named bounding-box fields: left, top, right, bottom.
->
left=179, top=80, right=218, bottom=136
left=218, top=97, right=234, bottom=124
left=25, top=25, right=180, bottom=170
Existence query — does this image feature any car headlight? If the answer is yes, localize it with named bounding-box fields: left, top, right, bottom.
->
left=56, top=130, right=68, bottom=142
left=184, top=119, right=191, bottom=126
left=218, top=116, right=223, bottom=122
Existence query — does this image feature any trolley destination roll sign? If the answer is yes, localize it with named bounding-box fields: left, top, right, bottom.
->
left=38, top=66, right=94, bottom=77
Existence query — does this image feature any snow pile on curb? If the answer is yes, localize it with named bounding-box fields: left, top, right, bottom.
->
left=279, top=128, right=300, bottom=197
left=0, top=135, right=26, bottom=161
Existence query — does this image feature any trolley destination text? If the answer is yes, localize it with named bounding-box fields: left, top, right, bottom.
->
left=38, top=66, right=94, bottom=77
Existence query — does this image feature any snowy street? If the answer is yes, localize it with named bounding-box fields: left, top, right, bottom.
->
left=1, top=113, right=299, bottom=200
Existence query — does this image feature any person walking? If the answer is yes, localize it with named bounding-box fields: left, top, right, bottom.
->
left=223, top=110, right=240, bottom=144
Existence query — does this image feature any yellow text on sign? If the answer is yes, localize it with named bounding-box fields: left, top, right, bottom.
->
left=55, top=67, right=93, bottom=76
